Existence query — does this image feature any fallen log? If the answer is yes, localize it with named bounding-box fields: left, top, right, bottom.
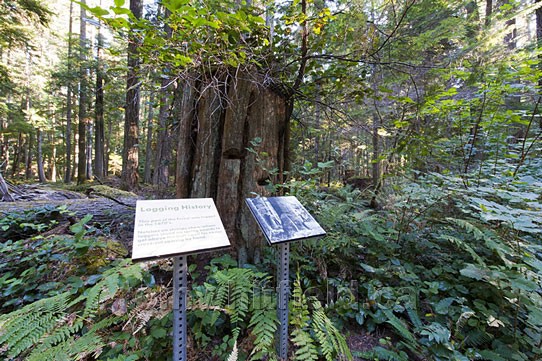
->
left=0, top=196, right=138, bottom=250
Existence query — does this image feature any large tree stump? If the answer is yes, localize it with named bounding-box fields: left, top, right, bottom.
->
left=175, top=69, right=289, bottom=264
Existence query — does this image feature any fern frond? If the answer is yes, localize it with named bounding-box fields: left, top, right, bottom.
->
left=405, top=306, right=423, bottom=330
left=28, top=331, right=104, bottom=361
left=292, top=327, right=319, bottom=361
left=477, top=349, right=507, bottom=361
left=462, top=328, right=494, bottom=347
left=440, top=234, right=486, bottom=266
left=381, top=308, right=418, bottom=347
left=446, top=218, right=486, bottom=240
left=0, top=292, right=70, bottom=359
left=248, top=307, right=277, bottom=359
left=227, top=340, right=238, bottom=361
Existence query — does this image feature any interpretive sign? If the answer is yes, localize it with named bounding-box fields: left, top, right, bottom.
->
left=245, top=196, right=326, bottom=245
left=132, top=198, right=230, bottom=261
left=132, top=198, right=231, bottom=361
left=245, top=196, right=326, bottom=360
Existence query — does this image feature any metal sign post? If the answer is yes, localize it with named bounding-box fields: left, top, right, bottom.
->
left=245, top=196, right=326, bottom=361
left=277, top=242, right=290, bottom=360
left=173, top=255, right=188, bottom=361
left=132, top=199, right=231, bottom=361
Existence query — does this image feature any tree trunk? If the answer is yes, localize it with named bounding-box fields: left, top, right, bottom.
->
left=77, top=0, right=88, bottom=184
left=143, top=91, right=155, bottom=184
left=94, top=31, right=106, bottom=180
left=152, top=8, right=172, bottom=190
left=48, top=129, right=57, bottom=182
left=65, top=1, right=74, bottom=183
left=485, top=0, right=493, bottom=26
left=11, top=133, right=23, bottom=176
left=372, top=113, right=380, bottom=190
left=121, top=0, right=142, bottom=191
left=174, top=70, right=288, bottom=264
left=152, top=80, right=172, bottom=189
left=36, top=128, right=46, bottom=183
left=25, top=133, right=33, bottom=180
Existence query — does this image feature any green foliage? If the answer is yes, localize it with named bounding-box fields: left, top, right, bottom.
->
left=0, top=261, right=146, bottom=360
left=282, top=167, right=542, bottom=360
left=0, top=205, right=71, bottom=241
left=290, top=273, right=353, bottom=361
left=0, top=211, right=119, bottom=310
left=190, top=265, right=278, bottom=360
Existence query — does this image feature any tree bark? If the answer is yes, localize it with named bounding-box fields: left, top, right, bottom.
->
left=77, top=0, right=88, bottom=184
left=152, top=8, right=172, bottom=190
left=25, top=133, right=33, bottom=180
left=36, top=128, right=46, bottom=183
left=174, top=70, right=288, bottom=264
left=94, top=31, right=106, bottom=180
left=152, top=80, right=172, bottom=189
left=121, top=0, right=142, bottom=191
left=143, top=91, right=154, bottom=184
left=65, top=1, right=74, bottom=183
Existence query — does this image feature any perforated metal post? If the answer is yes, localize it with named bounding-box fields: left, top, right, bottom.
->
left=173, top=255, right=188, bottom=361
left=277, top=242, right=290, bottom=360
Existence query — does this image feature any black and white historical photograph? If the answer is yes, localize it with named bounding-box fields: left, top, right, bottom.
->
left=245, top=196, right=326, bottom=244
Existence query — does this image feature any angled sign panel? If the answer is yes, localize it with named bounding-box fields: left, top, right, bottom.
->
left=245, top=196, right=326, bottom=245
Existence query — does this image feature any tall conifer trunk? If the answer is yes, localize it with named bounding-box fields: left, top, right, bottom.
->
left=121, top=0, right=142, bottom=190
left=77, top=0, right=88, bottom=184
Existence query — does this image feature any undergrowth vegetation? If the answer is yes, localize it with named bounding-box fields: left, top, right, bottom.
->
left=0, top=156, right=541, bottom=361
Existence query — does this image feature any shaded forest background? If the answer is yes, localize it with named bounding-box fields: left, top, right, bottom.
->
left=0, top=0, right=541, bottom=360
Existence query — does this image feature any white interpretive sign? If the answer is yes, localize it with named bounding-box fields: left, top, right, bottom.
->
left=132, top=198, right=230, bottom=261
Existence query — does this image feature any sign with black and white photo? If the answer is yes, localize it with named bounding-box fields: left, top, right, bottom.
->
left=245, top=196, right=326, bottom=245
left=132, top=198, right=230, bottom=261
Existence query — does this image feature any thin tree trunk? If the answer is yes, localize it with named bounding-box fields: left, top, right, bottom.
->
left=77, top=0, right=88, bottom=184
left=121, top=0, right=142, bottom=190
left=105, top=114, right=112, bottom=175
left=12, top=133, right=23, bottom=176
left=65, top=1, right=74, bottom=183
left=36, top=128, right=47, bottom=183
left=152, top=82, right=171, bottom=189
left=143, top=91, right=154, bottom=183
left=485, top=0, right=492, bottom=25
left=372, top=113, right=380, bottom=190
left=86, top=121, right=93, bottom=179
left=25, top=133, right=33, bottom=180
left=94, top=31, right=105, bottom=180
left=153, top=9, right=173, bottom=190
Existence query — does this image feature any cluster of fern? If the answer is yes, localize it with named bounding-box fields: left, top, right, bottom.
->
left=0, top=260, right=147, bottom=360
left=188, top=257, right=352, bottom=361
left=287, top=168, right=542, bottom=361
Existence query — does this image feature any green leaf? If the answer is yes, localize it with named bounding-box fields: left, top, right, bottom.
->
left=460, top=264, right=488, bottom=281
left=150, top=327, right=167, bottom=338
